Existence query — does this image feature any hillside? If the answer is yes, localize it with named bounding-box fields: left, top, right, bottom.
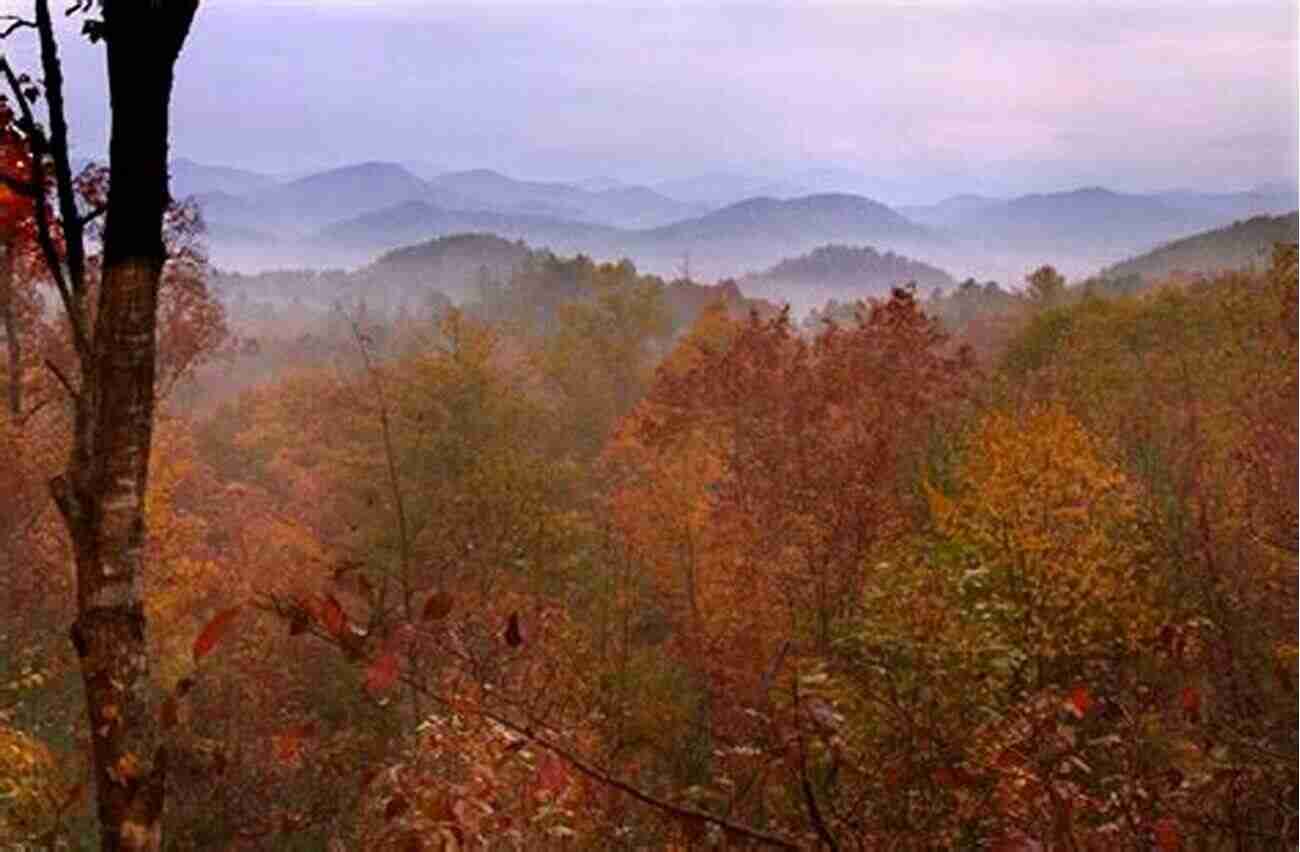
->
left=306, top=192, right=941, bottom=281
left=740, top=244, right=954, bottom=306
left=171, top=158, right=279, bottom=198
left=1099, top=212, right=1299, bottom=282
left=1155, top=185, right=1298, bottom=221
left=630, top=194, right=937, bottom=278
left=948, top=187, right=1210, bottom=255
left=428, top=169, right=705, bottom=227
left=313, top=200, right=622, bottom=257
left=653, top=172, right=809, bottom=206
left=898, top=194, right=1002, bottom=228
left=351, top=233, right=534, bottom=302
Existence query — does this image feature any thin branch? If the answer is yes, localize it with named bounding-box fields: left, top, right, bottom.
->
left=43, top=357, right=76, bottom=399
left=33, top=0, right=87, bottom=302
left=793, top=675, right=841, bottom=852
left=255, top=591, right=802, bottom=849
left=0, top=57, right=88, bottom=361
left=0, top=16, right=36, bottom=39
left=495, top=711, right=800, bottom=849
left=77, top=202, right=105, bottom=227
left=346, top=309, right=414, bottom=611
left=15, top=393, right=52, bottom=426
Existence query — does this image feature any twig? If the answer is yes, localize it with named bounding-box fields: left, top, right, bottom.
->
left=77, top=202, right=105, bottom=227
left=793, top=674, right=840, bottom=851
left=0, top=15, right=36, bottom=39
left=43, top=357, right=76, bottom=398
left=256, top=590, right=802, bottom=849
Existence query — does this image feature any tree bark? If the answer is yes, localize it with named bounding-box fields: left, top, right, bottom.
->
left=0, top=238, right=19, bottom=416
left=45, top=2, right=199, bottom=849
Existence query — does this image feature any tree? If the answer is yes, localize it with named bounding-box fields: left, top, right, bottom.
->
left=0, top=1, right=200, bottom=848
left=1025, top=264, right=1066, bottom=308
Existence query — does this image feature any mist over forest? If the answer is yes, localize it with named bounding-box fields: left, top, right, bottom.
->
left=0, top=2, right=1297, bottom=850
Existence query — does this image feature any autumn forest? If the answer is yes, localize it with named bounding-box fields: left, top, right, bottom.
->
left=0, top=2, right=1297, bottom=851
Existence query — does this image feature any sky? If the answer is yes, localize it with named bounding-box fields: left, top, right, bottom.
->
left=6, top=0, right=1298, bottom=204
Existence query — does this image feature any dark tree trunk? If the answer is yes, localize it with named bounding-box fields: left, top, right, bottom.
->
left=47, top=2, right=199, bottom=849
left=0, top=238, right=18, bottom=416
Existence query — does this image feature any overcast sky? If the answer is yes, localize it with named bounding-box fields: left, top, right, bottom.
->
left=9, top=0, right=1298, bottom=203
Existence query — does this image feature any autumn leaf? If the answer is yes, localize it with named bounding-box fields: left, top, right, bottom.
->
left=1066, top=684, right=1092, bottom=719
left=109, top=753, right=143, bottom=785
left=160, top=696, right=178, bottom=731
left=288, top=608, right=309, bottom=636
left=365, top=649, right=400, bottom=694
left=193, top=606, right=240, bottom=662
left=271, top=722, right=316, bottom=766
left=504, top=612, right=523, bottom=647
left=384, top=795, right=410, bottom=820
left=1153, top=817, right=1182, bottom=851
left=1180, top=686, right=1201, bottom=723
left=310, top=593, right=347, bottom=638
left=537, top=752, right=567, bottom=794
left=423, top=590, right=453, bottom=621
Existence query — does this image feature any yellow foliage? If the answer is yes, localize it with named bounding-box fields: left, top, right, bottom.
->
left=145, top=415, right=229, bottom=682
left=930, top=403, right=1155, bottom=670
left=0, top=725, right=61, bottom=844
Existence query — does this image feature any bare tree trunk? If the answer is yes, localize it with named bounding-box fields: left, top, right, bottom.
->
left=39, top=2, right=199, bottom=849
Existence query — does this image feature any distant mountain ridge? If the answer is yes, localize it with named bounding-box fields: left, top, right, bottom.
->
left=171, top=158, right=279, bottom=198
left=739, top=244, right=954, bottom=307
left=306, top=192, right=944, bottom=280
left=179, top=155, right=1294, bottom=282
left=1099, top=212, right=1299, bottom=282
left=428, top=169, right=706, bottom=227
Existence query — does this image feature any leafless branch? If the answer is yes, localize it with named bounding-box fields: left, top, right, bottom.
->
left=33, top=0, right=88, bottom=304
left=77, top=202, right=105, bottom=227
left=15, top=393, right=52, bottom=426
left=43, top=357, right=76, bottom=399
left=0, top=56, right=89, bottom=361
left=0, top=16, right=36, bottom=39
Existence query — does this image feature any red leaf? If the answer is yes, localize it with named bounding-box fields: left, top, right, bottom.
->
left=538, top=752, right=567, bottom=793
left=1066, top=684, right=1092, bottom=719
left=365, top=649, right=400, bottom=694
left=161, top=696, right=179, bottom=731
left=288, top=608, right=309, bottom=636
left=1181, top=686, right=1201, bottom=723
left=193, top=606, right=240, bottom=662
left=312, top=593, right=347, bottom=638
left=384, top=795, right=410, bottom=820
left=423, top=590, right=453, bottom=621
left=503, top=612, right=522, bottom=648
left=1153, top=817, right=1182, bottom=851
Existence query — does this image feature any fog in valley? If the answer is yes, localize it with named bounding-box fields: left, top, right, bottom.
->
left=1, top=2, right=1297, bottom=849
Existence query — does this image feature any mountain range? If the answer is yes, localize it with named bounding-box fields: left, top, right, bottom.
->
left=1099, top=212, right=1299, bottom=283
left=175, top=157, right=1297, bottom=282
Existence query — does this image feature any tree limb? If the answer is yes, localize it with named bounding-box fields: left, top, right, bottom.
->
left=0, top=16, right=36, bottom=39
left=43, top=356, right=76, bottom=399
left=78, top=202, right=106, bottom=227
left=0, top=57, right=89, bottom=361
left=33, top=0, right=88, bottom=304
left=793, top=675, right=841, bottom=852
left=255, top=591, right=803, bottom=849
